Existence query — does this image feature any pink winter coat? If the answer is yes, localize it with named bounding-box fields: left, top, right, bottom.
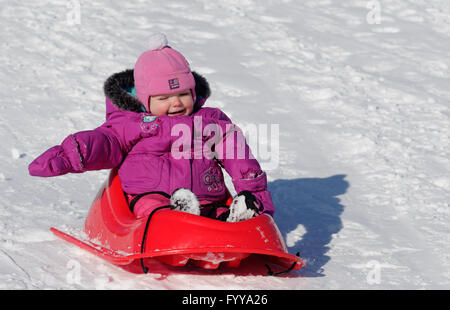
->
left=28, top=70, right=275, bottom=215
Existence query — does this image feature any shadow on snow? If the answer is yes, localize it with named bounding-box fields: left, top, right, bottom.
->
left=269, top=174, right=349, bottom=277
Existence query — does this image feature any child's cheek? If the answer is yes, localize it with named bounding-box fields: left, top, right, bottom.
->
left=150, top=102, right=166, bottom=116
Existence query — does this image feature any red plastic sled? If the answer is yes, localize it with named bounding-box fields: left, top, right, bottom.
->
left=51, top=169, right=305, bottom=274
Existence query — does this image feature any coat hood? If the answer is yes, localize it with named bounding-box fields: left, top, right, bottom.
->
left=103, top=69, right=211, bottom=113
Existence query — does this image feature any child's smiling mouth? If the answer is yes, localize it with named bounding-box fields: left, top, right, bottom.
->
left=168, top=109, right=186, bottom=116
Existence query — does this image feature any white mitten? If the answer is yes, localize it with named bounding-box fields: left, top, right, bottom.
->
left=170, top=188, right=201, bottom=216
left=226, top=191, right=260, bottom=222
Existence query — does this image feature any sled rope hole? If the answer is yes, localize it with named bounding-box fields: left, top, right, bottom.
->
left=265, top=252, right=300, bottom=276
left=140, top=205, right=172, bottom=274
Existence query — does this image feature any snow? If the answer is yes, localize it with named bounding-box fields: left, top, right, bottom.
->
left=1, top=0, right=449, bottom=289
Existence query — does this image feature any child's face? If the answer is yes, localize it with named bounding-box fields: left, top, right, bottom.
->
left=148, top=90, right=194, bottom=116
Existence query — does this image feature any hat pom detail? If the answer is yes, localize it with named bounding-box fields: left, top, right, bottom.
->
left=148, top=33, right=168, bottom=50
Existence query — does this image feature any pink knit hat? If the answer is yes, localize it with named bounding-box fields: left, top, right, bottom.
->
left=134, top=33, right=196, bottom=110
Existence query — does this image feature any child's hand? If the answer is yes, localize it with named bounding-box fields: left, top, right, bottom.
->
left=28, top=135, right=84, bottom=177
left=28, top=145, right=74, bottom=177
left=226, top=191, right=262, bottom=222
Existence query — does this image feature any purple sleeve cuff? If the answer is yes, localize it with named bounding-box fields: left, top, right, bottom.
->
left=61, top=135, right=84, bottom=172
left=232, top=172, right=275, bottom=216
left=233, top=171, right=267, bottom=194
left=253, top=190, right=275, bottom=217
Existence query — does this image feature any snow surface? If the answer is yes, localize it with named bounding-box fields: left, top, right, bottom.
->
left=1, top=0, right=449, bottom=289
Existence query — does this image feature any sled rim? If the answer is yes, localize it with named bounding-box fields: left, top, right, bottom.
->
left=51, top=227, right=305, bottom=269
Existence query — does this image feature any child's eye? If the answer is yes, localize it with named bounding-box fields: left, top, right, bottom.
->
left=158, top=96, right=169, bottom=100
left=180, top=92, right=190, bottom=96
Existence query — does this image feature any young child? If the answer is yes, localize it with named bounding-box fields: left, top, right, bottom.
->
left=28, top=33, right=275, bottom=222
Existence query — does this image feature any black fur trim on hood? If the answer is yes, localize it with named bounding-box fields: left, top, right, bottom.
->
left=103, top=69, right=211, bottom=113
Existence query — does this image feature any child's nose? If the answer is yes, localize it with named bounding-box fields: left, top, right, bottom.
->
left=172, top=96, right=183, bottom=106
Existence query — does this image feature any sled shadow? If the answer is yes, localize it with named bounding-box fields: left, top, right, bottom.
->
left=268, top=174, right=349, bottom=277
left=125, top=175, right=349, bottom=279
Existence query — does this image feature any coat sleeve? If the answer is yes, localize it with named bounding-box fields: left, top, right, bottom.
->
left=29, top=111, right=161, bottom=176
left=67, top=110, right=165, bottom=172
left=203, top=108, right=276, bottom=216
left=65, top=127, right=125, bottom=172
left=28, top=126, right=125, bottom=177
